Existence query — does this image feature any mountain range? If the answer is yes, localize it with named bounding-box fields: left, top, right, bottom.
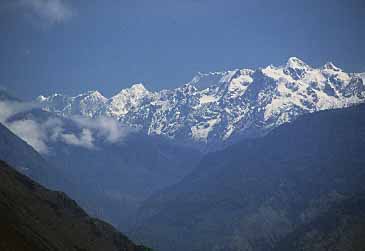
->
left=1, top=57, right=365, bottom=251
left=37, top=57, right=365, bottom=150
left=131, top=103, right=365, bottom=251
left=2, top=99, right=365, bottom=251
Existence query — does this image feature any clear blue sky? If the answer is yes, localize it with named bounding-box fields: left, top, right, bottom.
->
left=0, top=0, right=364, bottom=100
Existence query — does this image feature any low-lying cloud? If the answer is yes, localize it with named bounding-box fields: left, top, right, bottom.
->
left=72, top=116, right=132, bottom=144
left=0, top=101, right=133, bottom=154
left=0, top=101, right=37, bottom=122
left=0, top=101, right=49, bottom=153
left=60, top=128, right=94, bottom=149
left=9, top=119, right=49, bottom=154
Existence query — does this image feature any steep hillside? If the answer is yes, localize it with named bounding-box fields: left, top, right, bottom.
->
left=0, top=160, right=149, bottom=251
left=0, top=120, right=129, bottom=235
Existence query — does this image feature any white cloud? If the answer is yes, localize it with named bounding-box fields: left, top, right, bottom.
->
left=72, top=116, right=133, bottom=144
left=60, top=128, right=94, bottom=149
left=0, top=101, right=133, bottom=154
left=40, top=117, right=96, bottom=150
left=8, top=119, right=49, bottom=154
left=20, top=0, right=74, bottom=24
left=0, top=101, right=90, bottom=153
left=0, top=101, right=37, bottom=123
left=0, top=101, right=49, bottom=153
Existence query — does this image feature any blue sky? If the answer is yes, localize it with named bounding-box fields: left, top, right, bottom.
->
left=0, top=0, right=364, bottom=100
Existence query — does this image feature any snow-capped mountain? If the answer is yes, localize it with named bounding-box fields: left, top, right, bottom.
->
left=37, top=57, right=365, bottom=149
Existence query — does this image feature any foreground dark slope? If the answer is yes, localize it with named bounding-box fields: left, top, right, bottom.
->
left=0, top=160, right=149, bottom=251
left=133, top=104, right=365, bottom=251
left=0, top=121, right=111, bottom=225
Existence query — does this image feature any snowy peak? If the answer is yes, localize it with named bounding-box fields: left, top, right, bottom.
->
left=108, top=83, right=152, bottom=117
left=283, top=57, right=312, bottom=80
left=129, top=83, right=149, bottom=94
left=86, top=90, right=106, bottom=99
left=36, top=93, right=70, bottom=114
left=286, top=57, right=310, bottom=70
left=112, top=83, right=150, bottom=99
left=189, top=71, right=230, bottom=90
left=323, top=62, right=342, bottom=72
left=75, top=90, right=107, bottom=103
left=36, top=58, right=365, bottom=150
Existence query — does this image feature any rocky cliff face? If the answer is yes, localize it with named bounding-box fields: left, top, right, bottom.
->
left=37, top=58, right=365, bottom=150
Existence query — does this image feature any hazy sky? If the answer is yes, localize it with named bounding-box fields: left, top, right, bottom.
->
left=0, top=0, right=364, bottom=100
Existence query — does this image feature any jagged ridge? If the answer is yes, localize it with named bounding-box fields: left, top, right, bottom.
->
left=37, top=58, right=365, bottom=149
